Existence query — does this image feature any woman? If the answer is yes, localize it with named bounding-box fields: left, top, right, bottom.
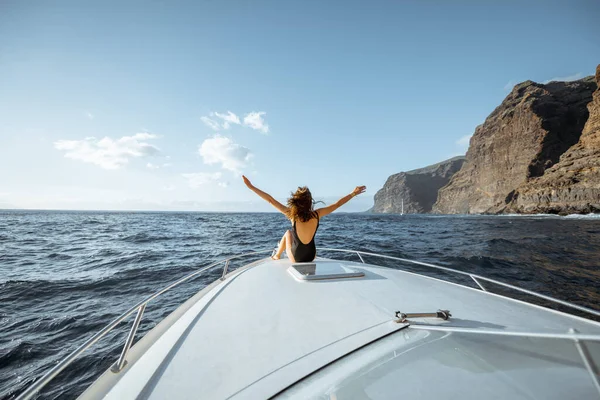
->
left=242, top=175, right=366, bottom=262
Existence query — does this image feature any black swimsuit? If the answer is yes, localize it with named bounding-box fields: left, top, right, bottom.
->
left=290, top=213, right=319, bottom=262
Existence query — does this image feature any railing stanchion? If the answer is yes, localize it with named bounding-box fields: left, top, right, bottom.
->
left=356, top=252, right=365, bottom=264
left=570, top=328, right=600, bottom=395
left=470, top=275, right=486, bottom=291
left=221, top=260, right=231, bottom=280
left=112, top=304, right=146, bottom=373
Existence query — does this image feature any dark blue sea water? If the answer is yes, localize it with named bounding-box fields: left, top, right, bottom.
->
left=1, top=210, right=599, bottom=399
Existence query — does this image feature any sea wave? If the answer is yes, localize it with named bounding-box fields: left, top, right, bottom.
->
left=564, top=213, right=600, bottom=220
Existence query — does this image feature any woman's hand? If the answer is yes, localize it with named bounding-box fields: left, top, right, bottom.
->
left=352, top=186, right=366, bottom=196
left=242, top=175, right=254, bottom=189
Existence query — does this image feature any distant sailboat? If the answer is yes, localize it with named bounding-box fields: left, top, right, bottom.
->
left=401, top=199, right=404, bottom=215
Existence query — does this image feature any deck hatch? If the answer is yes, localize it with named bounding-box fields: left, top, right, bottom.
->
left=288, top=262, right=365, bottom=281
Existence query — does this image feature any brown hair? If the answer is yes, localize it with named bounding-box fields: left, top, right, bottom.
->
left=285, top=186, right=317, bottom=222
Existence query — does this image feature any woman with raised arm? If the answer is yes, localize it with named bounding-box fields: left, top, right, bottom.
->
left=242, top=175, right=366, bottom=262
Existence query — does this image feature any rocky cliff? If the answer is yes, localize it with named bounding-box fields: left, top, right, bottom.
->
left=505, top=65, right=600, bottom=214
left=433, top=75, right=597, bottom=214
left=372, top=156, right=465, bottom=214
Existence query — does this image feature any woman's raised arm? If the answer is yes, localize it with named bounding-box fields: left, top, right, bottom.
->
left=242, top=175, right=289, bottom=215
left=316, top=186, right=366, bottom=218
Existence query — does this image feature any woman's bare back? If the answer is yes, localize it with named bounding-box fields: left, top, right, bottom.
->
left=293, top=216, right=319, bottom=245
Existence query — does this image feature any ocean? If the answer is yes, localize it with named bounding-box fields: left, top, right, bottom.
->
left=1, top=210, right=599, bottom=399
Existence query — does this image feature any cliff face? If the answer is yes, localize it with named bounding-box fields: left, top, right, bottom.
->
left=372, top=156, right=465, bottom=214
left=433, top=76, right=597, bottom=214
left=506, top=65, right=600, bottom=214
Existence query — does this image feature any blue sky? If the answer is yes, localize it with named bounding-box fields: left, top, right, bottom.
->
left=1, top=0, right=598, bottom=211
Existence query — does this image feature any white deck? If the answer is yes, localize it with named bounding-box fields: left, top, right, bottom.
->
left=79, top=258, right=600, bottom=400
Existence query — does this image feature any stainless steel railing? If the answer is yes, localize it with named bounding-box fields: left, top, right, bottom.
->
left=15, top=247, right=600, bottom=400
left=15, top=249, right=274, bottom=400
left=319, top=249, right=600, bottom=397
left=318, top=247, right=600, bottom=319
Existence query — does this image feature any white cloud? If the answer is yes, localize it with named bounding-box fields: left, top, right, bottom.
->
left=243, top=111, right=269, bottom=134
left=54, top=133, right=160, bottom=170
left=147, top=161, right=171, bottom=170
left=182, top=172, right=223, bottom=188
left=201, top=110, right=270, bottom=133
left=503, top=80, right=518, bottom=91
left=162, top=185, right=176, bottom=191
left=201, top=111, right=242, bottom=131
left=85, top=112, right=94, bottom=120
left=200, top=116, right=222, bottom=131
left=456, top=134, right=472, bottom=152
left=199, top=135, right=252, bottom=173
left=213, top=111, right=241, bottom=129
left=542, top=72, right=583, bottom=84
left=145, top=160, right=172, bottom=171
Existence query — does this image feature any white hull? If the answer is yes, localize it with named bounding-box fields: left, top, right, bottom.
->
left=74, top=257, right=600, bottom=399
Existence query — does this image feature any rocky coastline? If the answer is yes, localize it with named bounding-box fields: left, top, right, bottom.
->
left=371, top=157, right=465, bottom=214
left=372, top=64, right=600, bottom=215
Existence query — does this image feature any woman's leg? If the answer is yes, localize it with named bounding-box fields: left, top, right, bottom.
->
left=284, top=230, right=295, bottom=262
left=272, top=230, right=287, bottom=260
left=272, top=230, right=295, bottom=262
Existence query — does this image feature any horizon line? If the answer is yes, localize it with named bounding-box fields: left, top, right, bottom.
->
left=0, top=207, right=369, bottom=214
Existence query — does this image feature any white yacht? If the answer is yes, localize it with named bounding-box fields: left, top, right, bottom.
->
left=16, top=248, right=600, bottom=399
